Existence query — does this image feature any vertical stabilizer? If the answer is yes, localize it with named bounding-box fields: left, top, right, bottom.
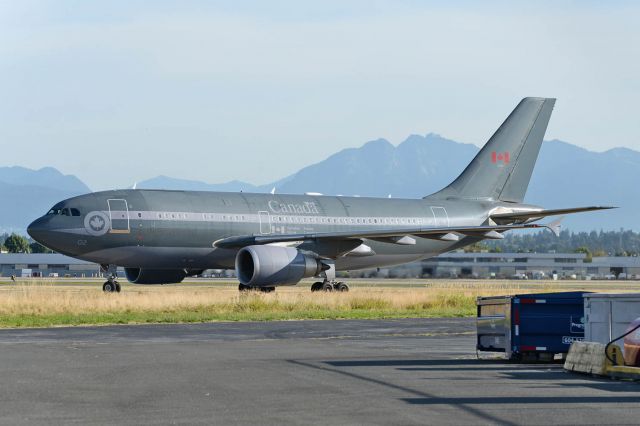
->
left=429, top=97, right=555, bottom=203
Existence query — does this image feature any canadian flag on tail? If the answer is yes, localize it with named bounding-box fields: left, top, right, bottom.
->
left=491, top=151, right=510, bottom=164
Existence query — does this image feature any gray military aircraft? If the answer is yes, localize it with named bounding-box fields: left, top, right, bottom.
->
left=28, top=97, right=612, bottom=292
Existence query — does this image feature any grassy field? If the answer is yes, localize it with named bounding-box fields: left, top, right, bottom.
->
left=0, top=278, right=638, bottom=328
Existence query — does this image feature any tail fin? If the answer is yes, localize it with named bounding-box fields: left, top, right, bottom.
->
left=430, top=97, right=555, bottom=203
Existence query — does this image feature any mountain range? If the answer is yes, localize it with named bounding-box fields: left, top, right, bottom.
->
left=1, top=135, right=637, bottom=232
left=0, top=167, right=91, bottom=234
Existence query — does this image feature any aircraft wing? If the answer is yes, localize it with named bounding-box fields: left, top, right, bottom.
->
left=213, top=221, right=562, bottom=249
left=490, top=206, right=615, bottom=223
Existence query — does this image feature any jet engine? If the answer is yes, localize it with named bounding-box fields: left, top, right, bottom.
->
left=124, top=268, right=187, bottom=284
left=235, top=245, right=327, bottom=287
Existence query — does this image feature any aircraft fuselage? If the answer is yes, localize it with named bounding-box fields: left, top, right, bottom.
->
left=27, top=189, right=535, bottom=272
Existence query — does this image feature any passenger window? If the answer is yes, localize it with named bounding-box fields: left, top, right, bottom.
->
left=70, top=208, right=81, bottom=216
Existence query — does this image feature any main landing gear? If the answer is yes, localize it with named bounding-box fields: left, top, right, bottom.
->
left=100, top=264, right=121, bottom=293
left=311, top=280, right=349, bottom=292
left=310, top=261, right=349, bottom=292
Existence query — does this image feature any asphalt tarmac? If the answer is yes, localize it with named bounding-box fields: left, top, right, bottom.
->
left=0, top=318, right=638, bottom=425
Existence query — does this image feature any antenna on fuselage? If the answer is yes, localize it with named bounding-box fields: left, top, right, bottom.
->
left=270, top=187, right=276, bottom=194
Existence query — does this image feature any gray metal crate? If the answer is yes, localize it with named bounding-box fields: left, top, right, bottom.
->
left=584, top=293, right=640, bottom=344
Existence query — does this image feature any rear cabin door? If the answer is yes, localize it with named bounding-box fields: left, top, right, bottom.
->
left=108, top=199, right=130, bottom=234
left=431, top=206, right=449, bottom=227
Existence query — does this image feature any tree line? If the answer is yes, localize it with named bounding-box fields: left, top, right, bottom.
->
left=477, top=229, right=640, bottom=257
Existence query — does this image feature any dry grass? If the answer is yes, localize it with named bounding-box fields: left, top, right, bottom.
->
left=0, top=279, right=638, bottom=328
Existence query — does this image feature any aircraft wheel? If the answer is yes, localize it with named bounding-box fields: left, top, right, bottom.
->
left=311, top=282, right=324, bottom=292
left=260, top=287, right=275, bottom=293
left=322, top=282, right=334, bottom=292
left=115, top=282, right=122, bottom=293
left=103, top=282, right=116, bottom=292
left=238, top=283, right=251, bottom=292
left=336, top=282, right=349, bottom=292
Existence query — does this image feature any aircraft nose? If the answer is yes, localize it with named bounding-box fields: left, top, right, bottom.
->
left=27, top=217, right=49, bottom=244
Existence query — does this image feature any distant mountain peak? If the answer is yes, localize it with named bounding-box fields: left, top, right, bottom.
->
left=361, top=138, right=393, bottom=150
left=0, top=165, right=90, bottom=193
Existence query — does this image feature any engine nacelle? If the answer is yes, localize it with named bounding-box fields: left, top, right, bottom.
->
left=235, top=245, right=326, bottom=287
left=124, top=268, right=187, bottom=285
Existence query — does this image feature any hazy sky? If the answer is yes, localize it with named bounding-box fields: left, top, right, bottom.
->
left=1, top=1, right=639, bottom=190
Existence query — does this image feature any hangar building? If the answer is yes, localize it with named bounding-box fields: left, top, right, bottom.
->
left=1, top=252, right=639, bottom=280
left=0, top=253, right=100, bottom=278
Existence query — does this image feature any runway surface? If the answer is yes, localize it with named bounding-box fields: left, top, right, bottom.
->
left=1, top=318, right=639, bottom=425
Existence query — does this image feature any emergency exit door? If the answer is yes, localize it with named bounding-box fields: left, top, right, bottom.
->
left=258, top=211, right=271, bottom=234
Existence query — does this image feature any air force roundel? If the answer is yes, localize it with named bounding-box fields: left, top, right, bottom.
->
left=84, top=211, right=110, bottom=236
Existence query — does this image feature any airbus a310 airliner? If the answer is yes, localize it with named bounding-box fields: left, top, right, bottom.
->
left=28, top=98, right=612, bottom=292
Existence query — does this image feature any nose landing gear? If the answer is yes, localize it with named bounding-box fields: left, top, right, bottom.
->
left=102, top=278, right=121, bottom=293
left=100, top=264, right=121, bottom=293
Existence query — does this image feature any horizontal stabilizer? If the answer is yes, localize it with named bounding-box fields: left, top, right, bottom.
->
left=490, top=206, right=615, bottom=224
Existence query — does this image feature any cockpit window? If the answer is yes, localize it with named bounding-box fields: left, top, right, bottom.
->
left=46, top=206, right=81, bottom=216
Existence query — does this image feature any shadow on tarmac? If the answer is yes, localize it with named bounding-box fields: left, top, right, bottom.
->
left=290, top=357, right=640, bottom=425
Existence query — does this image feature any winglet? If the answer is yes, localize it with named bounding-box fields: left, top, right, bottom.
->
left=545, top=216, right=564, bottom=237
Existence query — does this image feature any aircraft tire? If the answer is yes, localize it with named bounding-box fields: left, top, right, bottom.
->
left=322, top=282, right=334, bottom=292
left=115, top=282, right=121, bottom=292
left=259, top=287, right=275, bottom=293
left=336, top=282, right=349, bottom=292
left=238, top=283, right=251, bottom=292
left=311, top=282, right=323, bottom=292
left=103, top=282, right=116, bottom=292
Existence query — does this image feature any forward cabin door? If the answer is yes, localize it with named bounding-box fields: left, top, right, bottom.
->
left=108, top=199, right=130, bottom=234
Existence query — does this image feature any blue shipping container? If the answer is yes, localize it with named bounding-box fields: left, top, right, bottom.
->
left=477, top=291, right=588, bottom=360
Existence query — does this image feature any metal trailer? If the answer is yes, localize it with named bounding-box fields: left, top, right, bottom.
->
left=477, top=292, right=588, bottom=360
left=584, top=293, right=640, bottom=345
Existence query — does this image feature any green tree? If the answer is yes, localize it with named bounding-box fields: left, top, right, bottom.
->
left=574, top=246, right=592, bottom=263
left=29, top=242, right=53, bottom=254
left=4, top=234, right=31, bottom=253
